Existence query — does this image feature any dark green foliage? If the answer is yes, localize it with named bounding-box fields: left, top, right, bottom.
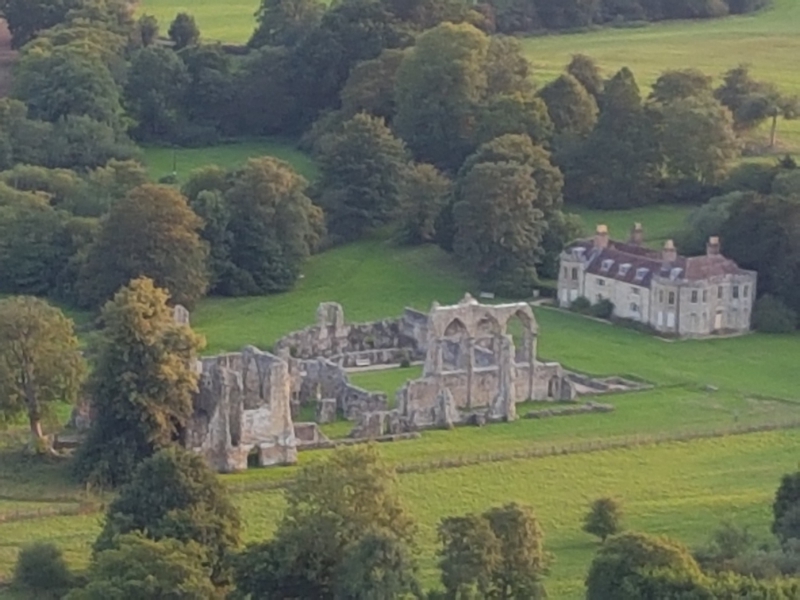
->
left=650, top=69, right=714, bottom=104
left=46, top=115, right=138, bottom=170
left=333, top=532, right=422, bottom=600
left=79, top=184, right=209, bottom=308
left=233, top=446, right=416, bottom=600
left=13, top=542, right=74, bottom=598
left=562, top=67, right=662, bottom=208
left=289, top=0, right=410, bottom=127
left=179, top=44, right=235, bottom=133
left=341, top=49, right=407, bottom=122
left=774, top=472, right=800, bottom=545
left=13, top=45, right=124, bottom=128
left=585, top=531, right=705, bottom=600
left=490, top=0, right=541, bottom=33
left=694, top=521, right=757, bottom=573
left=224, top=157, right=322, bottom=294
left=583, top=497, right=623, bottom=542
left=94, top=447, right=241, bottom=587
left=399, top=162, right=452, bottom=245
left=230, top=47, right=295, bottom=136
left=566, top=54, right=604, bottom=99
left=474, top=92, right=553, bottom=148
left=137, top=14, right=159, bottom=46
left=539, top=73, right=599, bottom=137
left=675, top=192, right=740, bottom=256
left=68, top=534, right=216, bottom=600
left=74, top=278, right=205, bottom=487
left=317, top=112, right=409, bottom=242
left=439, top=503, right=549, bottom=599
left=720, top=193, right=800, bottom=320
left=723, top=162, right=778, bottom=194
left=0, top=0, right=79, bottom=48
left=125, top=46, right=190, bottom=141
left=771, top=169, right=800, bottom=196
left=570, top=296, right=592, bottom=312
left=168, top=12, right=200, bottom=49
left=753, top=295, right=797, bottom=333
left=250, top=0, right=325, bottom=47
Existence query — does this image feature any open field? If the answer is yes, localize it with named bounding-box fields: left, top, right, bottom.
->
left=141, top=139, right=318, bottom=184
left=139, top=0, right=260, bottom=44
left=572, top=204, right=693, bottom=249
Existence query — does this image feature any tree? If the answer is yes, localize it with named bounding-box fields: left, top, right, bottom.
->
left=474, top=92, right=553, bottom=148
left=439, top=504, right=549, bottom=599
left=656, top=95, right=740, bottom=185
left=340, top=49, right=407, bottom=121
left=137, top=14, right=159, bottom=46
left=774, top=472, right=800, bottom=544
left=94, top=447, right=241, bottom=586
left=650, top=68, right=713, bottom=104
left=333, top=532, right=422, bottom=600
left=168, top=12, right=199, bottom=50
left=74, top=278, right=204, bottom=487
left=485, top=36, right=534, bottom=97
left=394, top=22, right=489, bottom=171
left=224, top=157, right=322, bottom=295
left=317, top=112, right=409, bottom=242
left=583, top=497, right=623, bottom=543
left=233, top=445, right=416, bottom=599
left=562, top=67, right=661, bottom=208
left=13, top=543, right=74, bottom=599
left=46, top=115, right=138, bottom=170
left=125, top=46, right=190, bottom=141
left=67, top=534, right=216, bottom=600
left=250, top=0, right=325, bottom=47
left=675, top=191, right=741, bottom=256
left=231, top=46, right=296, bottom=135
left=0, top=0, right=77, bottom=49
left=13, top=45, right=124, bottom=128
left=567, top=54, right=604, bottom=100
left=539, top=73, right=599, bottom=137
left=0, top=296, right=85, bottom=443
left=753, top=295, right=797, bottom=333
left=398, top=162, right=452, bottom=244
left=585, top=532, right=706, bottom=600
left=79, top=184, right=209, bottom=308
left=715, top=64, right=800, bottom=146
left=453, top=160, right=545, bottom=296
left=179, top=44, right=235, bottom=132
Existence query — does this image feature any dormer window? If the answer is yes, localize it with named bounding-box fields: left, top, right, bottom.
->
left=601, top=259, right=614, bottom=273
left=634, top=268, right=648, bottom=282
left=618, top=263, right=631, bottom=277
left=670, top=267, right=683, bottom=281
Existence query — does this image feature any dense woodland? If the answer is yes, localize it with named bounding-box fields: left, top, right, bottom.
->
left=0, top=0, right=798, bottom=329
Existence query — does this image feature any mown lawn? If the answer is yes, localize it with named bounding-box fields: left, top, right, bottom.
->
left=571, top=204, right=694, bottom=249
left=141, top=139, right=318, bottom=184
left=139, top=0, right=260, bottom=44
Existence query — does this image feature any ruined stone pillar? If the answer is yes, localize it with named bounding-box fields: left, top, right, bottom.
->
left=466, top=336, right=474, bottom=409
left=527, top=332, right=536, bottom=401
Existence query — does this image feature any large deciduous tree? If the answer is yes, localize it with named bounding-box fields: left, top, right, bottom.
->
left=94, top=447, right=241, bottom=587
left=67, top=534, right=215, bottom=600
left=224, top=157, right=323, bottom=295
left=340, top=49, right=407, bottom=122
left=0, top=296, right=86, bottom=442
left=168, top=12, right=199, bottom=50
left=398, top=162, right=452, bottom=245
left=79, top=184, right=209, bottom=308
left=394, top=22, right=489, bottom=171
left=539, top=73, right=599, bottom=138
left=566, top=53, right=604, bottom=100
left=233, top=445, right=417, bottom=599
left=74, top=278, right=204, bottom=487
left=250, top=0, right=325, bottom=48
left=439, top=503, right=549, bottom=599
left=317, top=112, right=409, bottom=242
left=0, top=0, right=77, bottom=49
left=583, top=497, right=624, bottom=543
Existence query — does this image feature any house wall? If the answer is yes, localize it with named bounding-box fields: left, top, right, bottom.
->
left=557, top=255, right=585, bottom=307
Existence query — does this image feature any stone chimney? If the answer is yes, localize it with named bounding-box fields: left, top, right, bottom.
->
left=662, top=239, right=677, bottom=263
left=706, top=236, right=720, bottom=256
left=629, top=222, right=644, bottom=246
left=594, top=224, right=609, bottom=250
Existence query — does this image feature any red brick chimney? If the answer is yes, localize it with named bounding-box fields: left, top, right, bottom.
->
left=594, top=224, right=609, bottom=249
left=706, top=236, right=720, bottom=256
left=629, top=222, right=643, bottom=246
left=662, top=239, right=677, bottom=263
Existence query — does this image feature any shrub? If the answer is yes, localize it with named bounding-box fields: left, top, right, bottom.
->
left=753, top=295, right=797, bottom=333
left=583, top=497, right=623, bottom=543
left=13, top=543, right=73, bottom=598
left=570, top=296, right=591, bottom=313
left=399, top=349, right=412, bottom=369
left=590, top=299, right=615, bottom=319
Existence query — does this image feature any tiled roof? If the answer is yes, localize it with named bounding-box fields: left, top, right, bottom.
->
left=684, top=255, right=749, bottom=281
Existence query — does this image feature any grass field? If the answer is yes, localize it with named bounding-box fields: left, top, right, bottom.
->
left=140, top=0, right=260, bottom=44
left=141, top=139, right=318, bottom=184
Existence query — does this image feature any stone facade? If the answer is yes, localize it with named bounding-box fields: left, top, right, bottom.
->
left=557, top=224, right=757, bottom=337
left=394, top=294, right=574, bottom=430
left=185, top=346, right=297, bottom=472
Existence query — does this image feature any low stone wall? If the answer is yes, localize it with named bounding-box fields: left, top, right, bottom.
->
left=524, top=402, right=614, bottom=419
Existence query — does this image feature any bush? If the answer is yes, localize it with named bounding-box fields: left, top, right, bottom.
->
left=590, top=299, right=615, bottom=319
left=570, top=296, right=591, bottom=313
left=583, top=497, right=624, bottom=542
left=13, top=543, right=73, bottom=598
left=753, top=295, right=797, bottom=333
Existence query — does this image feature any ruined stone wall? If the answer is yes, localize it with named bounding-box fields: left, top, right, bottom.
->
left=186, top=347, right=297, bottom=472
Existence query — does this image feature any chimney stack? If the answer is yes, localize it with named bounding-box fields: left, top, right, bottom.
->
left=594, top=224, right=609, bottom=249
left=662, top=239, right=677, bottom=263
left=706, top=236, right=720, bottom=256
left=629, top=222, right=643, bottom=246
